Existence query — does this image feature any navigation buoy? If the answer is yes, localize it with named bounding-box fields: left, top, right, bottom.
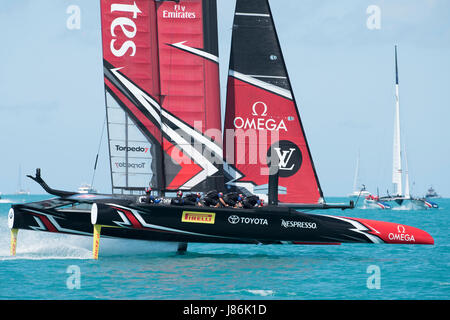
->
left=92, top=224, right=102, bottom=260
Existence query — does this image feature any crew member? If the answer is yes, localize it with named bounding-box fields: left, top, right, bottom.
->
left=242, top=195, right=262, bottom=209
left=257, top=198, right=264, bottom=207
left=183, top=192, right=202, bottom=206
left=195, top=192, right=203, bottom=206
left=202, top=190, right=221, bottom=207
left=143, top=187, right=161, bottom=204
left=217, top=192, right=227, bottom=207
left=223, top=192, right=243, bottom=208
left=171, top=190, right=184, bottom=206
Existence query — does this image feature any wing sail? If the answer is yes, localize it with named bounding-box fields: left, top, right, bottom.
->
left=223, top=0, right=323, bottom=204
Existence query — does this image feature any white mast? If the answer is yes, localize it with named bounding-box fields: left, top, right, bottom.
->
left=352, top=150, right=360, bottom=193
left=392, top=45, right=403, bottom=196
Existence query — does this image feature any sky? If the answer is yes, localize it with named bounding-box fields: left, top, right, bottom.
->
left=0, top=0, right=449, bottom=197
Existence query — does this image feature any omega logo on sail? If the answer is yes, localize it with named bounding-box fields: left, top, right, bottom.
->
left=109, top=2, right=142, bottom=57
left=233, top=102, right=288, bottom=132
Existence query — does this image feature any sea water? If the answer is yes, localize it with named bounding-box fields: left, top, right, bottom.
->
left=0, top=195, right=449, bottom=300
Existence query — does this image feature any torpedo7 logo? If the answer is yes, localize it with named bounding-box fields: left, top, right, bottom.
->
left=115, top=145, right=149, bottom=153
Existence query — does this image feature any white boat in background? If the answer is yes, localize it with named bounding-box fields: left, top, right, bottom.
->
left=379, top=46, right=437, bottom=209
left=77, top=184, right=97, bottom=194
left=349, top=186, right=371, bottom=205
left=15, top=190, right=30, bottom=195
left=349, top=187, right=371, bottom=199
left=425, top=186, right=440, bottom=199
left=363, top=195, right=392, bottom=210
left=348, top=151, right=370, bottom=200
left=0, top=192, right=14, bottom=204
left=15, top=165, right=30, bottom=195
left=381, top=45, right=408, bottom=205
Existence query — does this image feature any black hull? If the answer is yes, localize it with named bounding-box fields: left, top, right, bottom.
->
left=8, top=196, right=434, bottom=253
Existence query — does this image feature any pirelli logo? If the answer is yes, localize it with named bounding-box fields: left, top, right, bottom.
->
left=181, top=211, right=216, bottom=224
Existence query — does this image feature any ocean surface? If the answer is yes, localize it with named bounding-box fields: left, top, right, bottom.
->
left=0, top=194, right=448, bottom=300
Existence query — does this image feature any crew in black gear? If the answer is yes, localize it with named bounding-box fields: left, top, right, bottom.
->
left=217, top=192, right=227, bottom=207
left=183, top=192, right=202, bottom=206
left=223, top=192, right=243, bottom=208
left=202, top=190, right=220, bottom=207
left=144, top=187, right=161, bottom=204
left=171, top=190, right=184, bottom=206
left=242, top=195, right=262, bottom=209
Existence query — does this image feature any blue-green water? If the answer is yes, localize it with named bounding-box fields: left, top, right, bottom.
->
left=0, top=195, right=449, bottom=300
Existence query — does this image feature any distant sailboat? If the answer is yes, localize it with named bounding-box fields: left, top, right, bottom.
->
left=15, top=165, right=30, bottom=195
left=380, top=46, right=437, bottom=209
left=382, top=45, right=406, bottom=205
left=348, top=151, right=370, bottom=199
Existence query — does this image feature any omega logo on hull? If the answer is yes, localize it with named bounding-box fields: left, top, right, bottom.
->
left=387, top=225, right=416, bottom=242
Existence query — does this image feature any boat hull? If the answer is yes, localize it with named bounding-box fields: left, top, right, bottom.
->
left=8, top=198, right=434, bottom=246
left=363, top=199, right=392, bottom=209
left=378, top=197, right=438, bottom=209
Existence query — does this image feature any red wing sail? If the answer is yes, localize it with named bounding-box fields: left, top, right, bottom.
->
left=100, top=0, right=223, bottom=193
left=223, top=0, right=323, bottom=204
left=155, top=0, right=223, bottom=191
left=101, top=0, right=163, bottom=193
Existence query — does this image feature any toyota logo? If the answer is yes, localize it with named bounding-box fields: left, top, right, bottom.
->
left=228, top=215, right=240, bottom=224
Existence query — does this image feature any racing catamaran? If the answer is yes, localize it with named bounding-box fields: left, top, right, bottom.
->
left=377, top=46, right=437, bottom=209
left=8, top=0, right=433, bottom=259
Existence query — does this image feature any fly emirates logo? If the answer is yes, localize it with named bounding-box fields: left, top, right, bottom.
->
left=162, top=4, right=197, bottom=19
left=109, top=2, right=142, bottom=57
